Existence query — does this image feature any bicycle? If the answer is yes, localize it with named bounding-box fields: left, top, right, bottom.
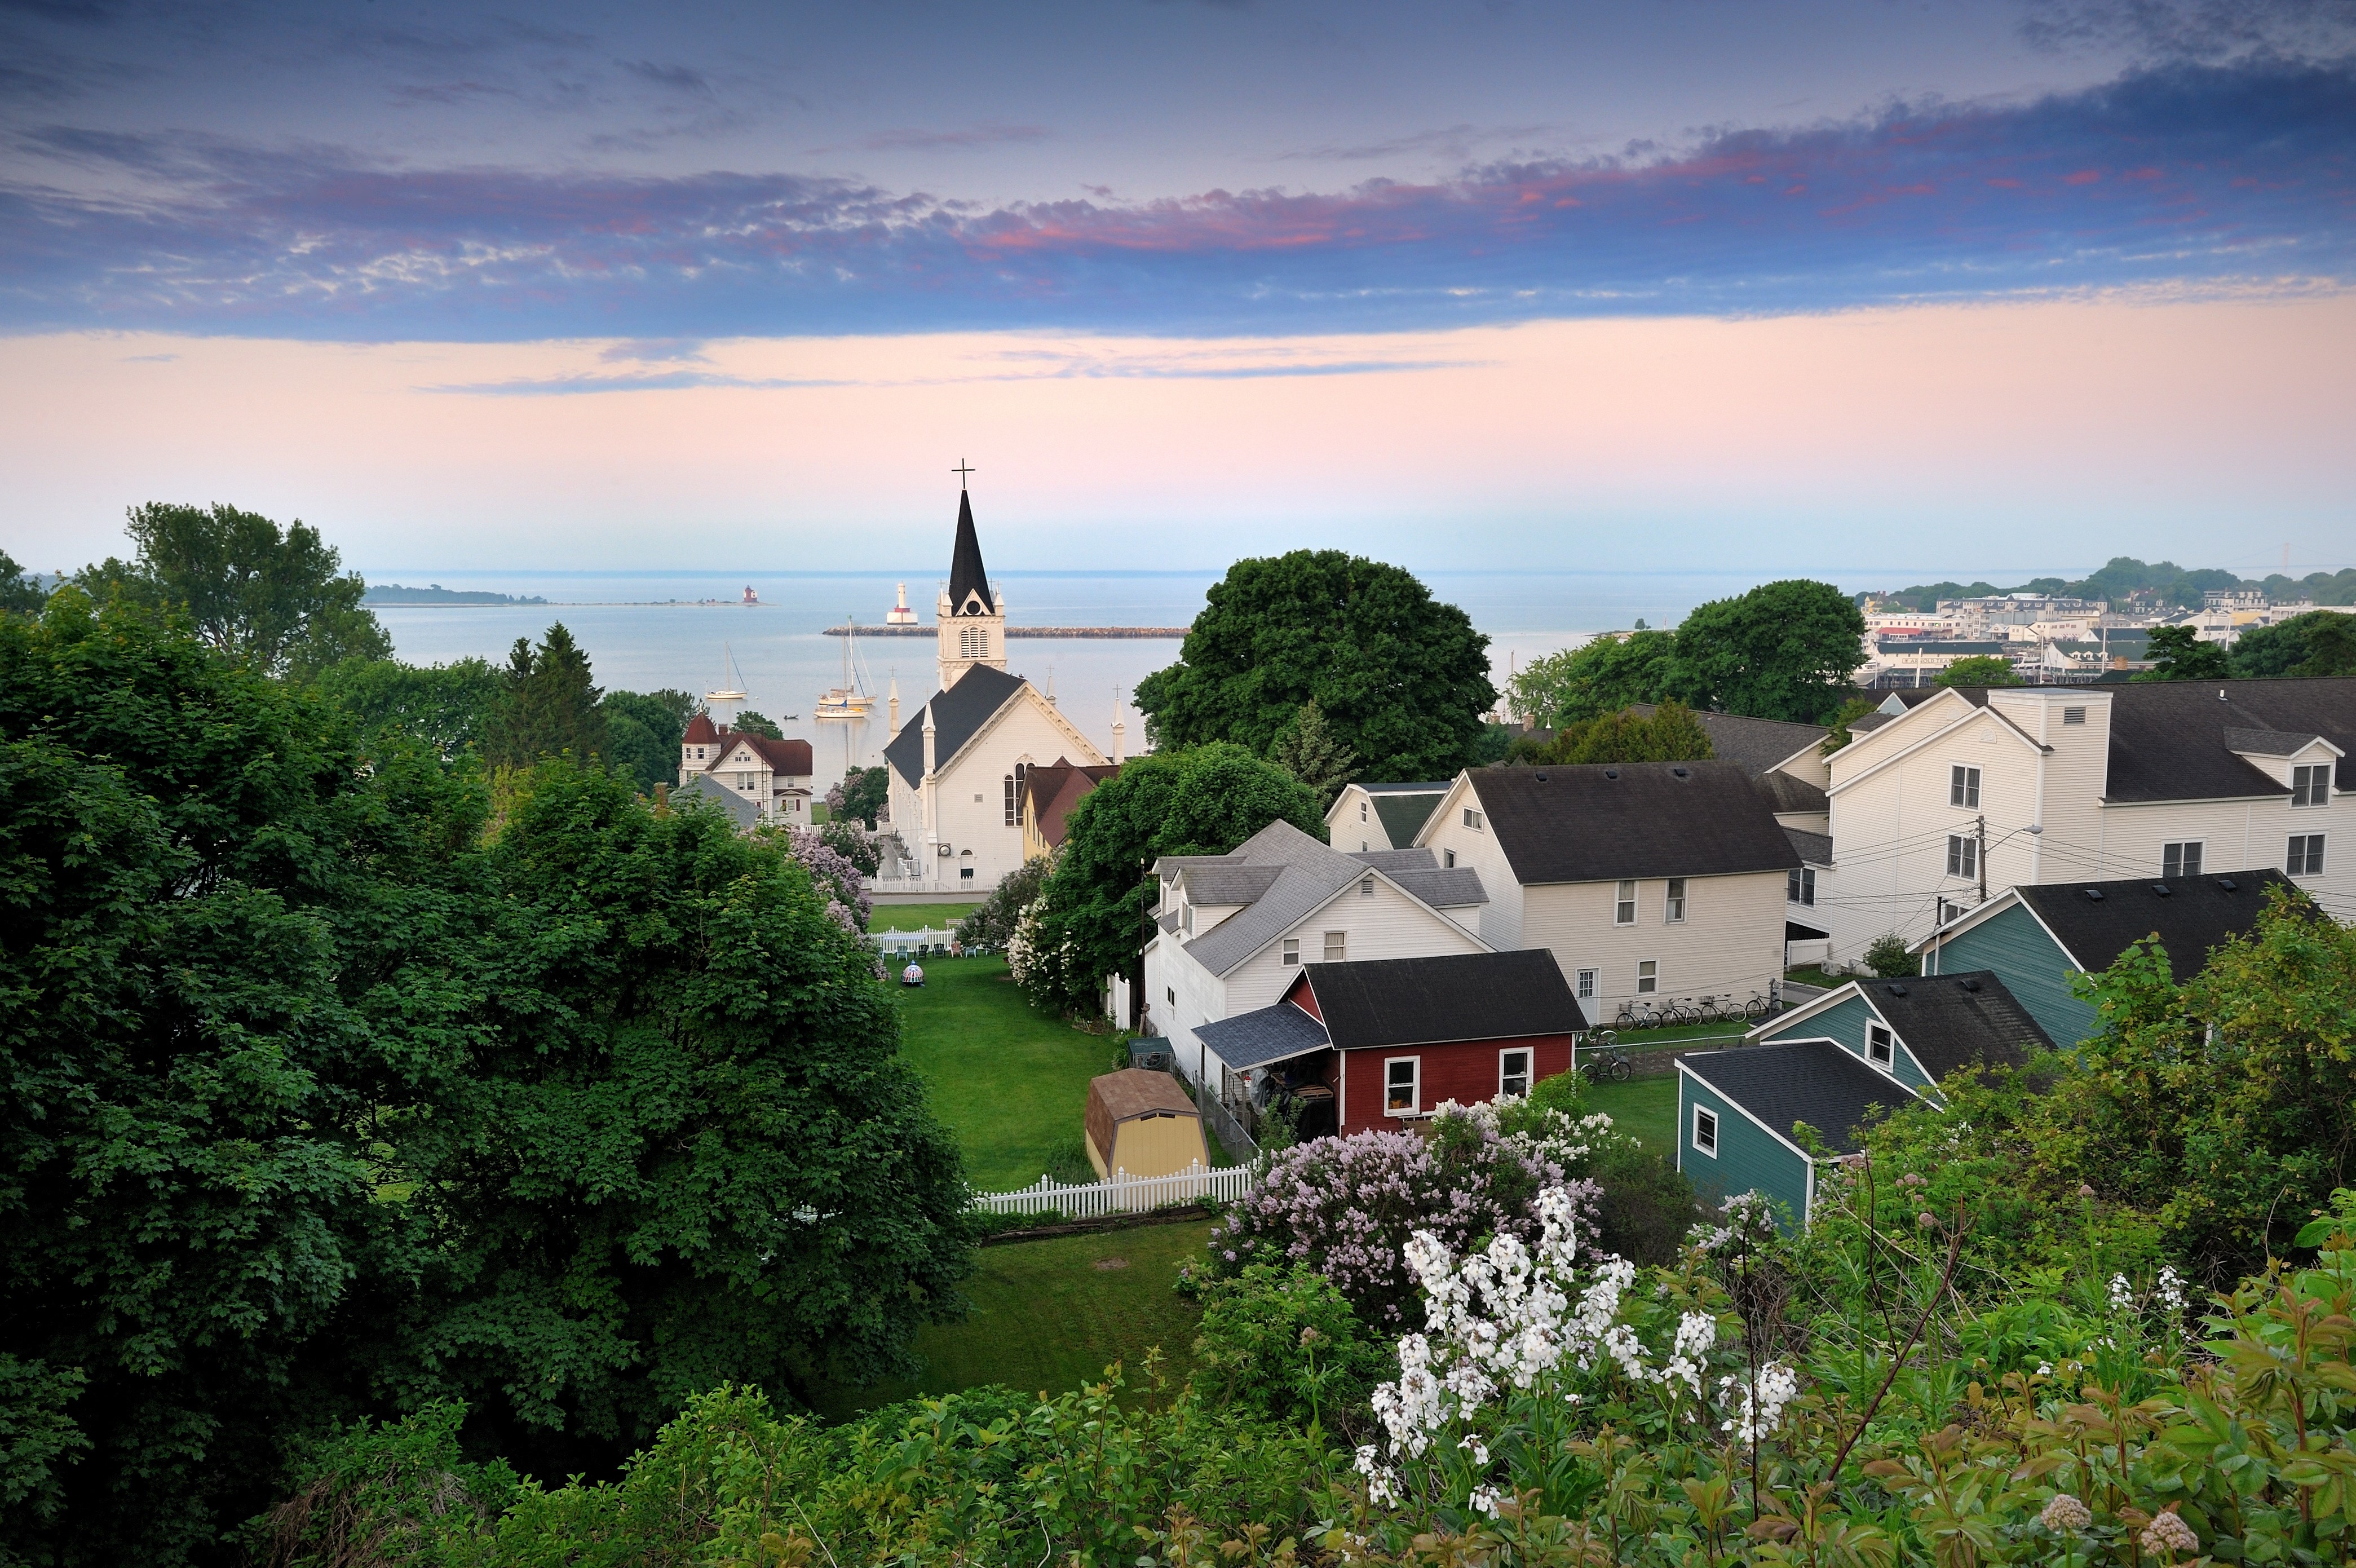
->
left=1693, top=995, right=1727, bottom=1024
left=1614, top=1000, right=1642, bottom=1028
left=1742, top=989, right=1774, bottom=1021
left=1579, top=1035, right=1633, bottom=1083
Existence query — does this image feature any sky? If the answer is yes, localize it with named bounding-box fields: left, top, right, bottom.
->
left=3, top=0, right=2353, bottom=580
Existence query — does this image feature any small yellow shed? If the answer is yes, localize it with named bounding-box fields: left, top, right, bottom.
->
left=1084, top=1069, right=1209, bottom=1179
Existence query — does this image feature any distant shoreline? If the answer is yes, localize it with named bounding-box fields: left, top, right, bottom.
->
left=825, top=624, right=1190, bottom=639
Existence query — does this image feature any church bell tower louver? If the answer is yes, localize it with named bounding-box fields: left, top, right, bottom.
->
left=935, top=481, right=1006, bottom=690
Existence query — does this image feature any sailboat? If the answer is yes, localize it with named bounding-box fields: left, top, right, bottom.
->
left=815, top=617, right=876, bottom=720
left=705, top=643, right=750, bottom=706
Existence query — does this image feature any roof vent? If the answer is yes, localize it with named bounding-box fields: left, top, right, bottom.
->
left=1886, top=983, right=1908, bottom=997
left=1958, top=977, right=1982, bottom=992
left=1672, top=766, right=1690, bottom=778
left=2151, top=884, right=2171, bottom=897
left=1533, top=771, right=1548, bottom=781
left=2219, top=689, right=2229, bottom=701
left=2084, top=888, right=2105, bottom=901
left=1603, top=768, right=1619, bottom=780
left=2217, top=877, right=2239, bottom=891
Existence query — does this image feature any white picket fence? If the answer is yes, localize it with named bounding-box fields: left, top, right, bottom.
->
left=972, top=1161, right=1257, bottom=1218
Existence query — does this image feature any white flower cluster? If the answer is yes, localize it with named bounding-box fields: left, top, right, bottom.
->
left=1718, top=1361, right=1799, bottom=1445
left=2156, top=1265, right=2186, bottom=1315
left=2108, top=1272, right=2136, bottom=1311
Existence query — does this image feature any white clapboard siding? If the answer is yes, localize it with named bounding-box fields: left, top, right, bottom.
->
left=971, top=1161, right=1256, bottom=1217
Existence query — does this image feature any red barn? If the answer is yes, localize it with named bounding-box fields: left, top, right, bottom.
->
left=1194, top=950, right=1588, bottom=1139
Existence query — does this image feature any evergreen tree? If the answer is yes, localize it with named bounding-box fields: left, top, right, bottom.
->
left=1266, top=697, right=1359, bottom=806
left=488, top=624, right=609, bottom=767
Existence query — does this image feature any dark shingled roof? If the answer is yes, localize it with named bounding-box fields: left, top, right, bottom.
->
left=677, top=772, right=760, bottom=829
left=1468, top=761, right=1802, bottom=885
left=1754, top=771, right=1829, bottom=816
left=883, top=664, right=1027, bottom=788
left=1681, top=1039, right=1913, bottom=1156
left=1630, top=705, right=1826, bottom=776
left=1372, top=790, right=1447, bottom=846
left=947, top=489, right=994, bottom=617
left=1023, top=760, right=1118, bottom=849
left=1856, top=971, right=2053, bottom=1080
left=1785, top=827, right=1832, bottom=865
left=2010, top=869, right=2292, bottom=983
left=1196, top=1002, right=1333, bottom=1072
left=1299, top=949, right=1586, bottom=1049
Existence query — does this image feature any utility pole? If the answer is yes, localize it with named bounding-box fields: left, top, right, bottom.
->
left=1975, top=813, right=1988, bottom=904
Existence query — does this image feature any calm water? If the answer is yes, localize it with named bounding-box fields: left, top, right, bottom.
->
left=373, top=568, right=1842, bottom=791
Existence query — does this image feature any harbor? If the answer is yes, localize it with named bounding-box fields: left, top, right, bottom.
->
left=825, top=623, right=1190, bottom=638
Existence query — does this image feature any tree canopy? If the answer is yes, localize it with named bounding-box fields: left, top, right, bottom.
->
left=1266, top=697, right=1360, bottom=807
left=0, top=546, right=46, bottom=615
left=0, top=596, right=971, bottom=1561
left=487, top=624, right=608, bottom=767
left=74, top=501, right=390, bottom=678
left=1669, top=578, right=1867, bottom=722
left=1933, top=653, right=2023, bottom=688
left=1505, top=630, right=1679, bottom=727
left=730, top=709, right=786, bottom=739
left=1134, top=552, right=1495, bottom=781
left=831, top=764, right=890, bottom=829
left=2134, top=623, right=2234, bottom=682
left=603, top=687, right=702, bottom=794
left=2228, top=610, right=2356, bottom=678
left=1506, top=701, right=1714, bottom=766
left=313, top=653, right=505, bottom=758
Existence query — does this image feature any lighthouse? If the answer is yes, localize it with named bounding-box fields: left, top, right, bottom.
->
left=885, top=582, right=918, bottom=625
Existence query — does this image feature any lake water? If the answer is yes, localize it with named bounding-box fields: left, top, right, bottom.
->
left=373, top=568, right=1842, bottom=792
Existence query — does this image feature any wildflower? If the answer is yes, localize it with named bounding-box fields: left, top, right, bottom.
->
left=2077, top=1183, right=2096, bottom=1199
left=2040, top=1494, right=2093, bottom=1532
left=1354, top=1445, right=1401, bottom=1509
left=2141, top=1510, right=2198, bottom=1557
left=1467, top=1484, right=1503, bottom=1517
left=1458, top=1434, right=1489, bottom=1467
left=2035, top=1361, right=2054, bottom=1377
left=2156, top=1265, right=2186, bottom=1314
left=2109, top=1273, right=2134, bottom=1311
left=1719, top=1362, right=1798, bottom=1445
left=1916, top=1211, right=1936, bottom=1229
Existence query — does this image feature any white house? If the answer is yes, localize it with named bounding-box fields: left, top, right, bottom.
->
left=677, top=716, right=814, bottom=825
left=1414, top=761, right=1800, bottom=1026
left=881, top=490, right=1111, bottom=893
left=1139, top=819, right=1490, bottom=1087
left=1811, top=678, right=2356, bottom=967
left=1325, top=781, right=1451, bottom=853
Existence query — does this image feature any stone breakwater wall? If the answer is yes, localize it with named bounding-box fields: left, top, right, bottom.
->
left=825, top=624, right=1190, bottom=638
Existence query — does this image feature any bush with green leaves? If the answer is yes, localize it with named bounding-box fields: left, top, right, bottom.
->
left=1862, top=931, right=1920, bottom=977
left=961, top=849, right=1056, bottom=950
left=1182, top=1263, right=1393, bottom=1438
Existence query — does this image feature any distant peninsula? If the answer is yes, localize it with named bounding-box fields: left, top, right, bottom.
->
left=365, top=583, right=548, bottom=606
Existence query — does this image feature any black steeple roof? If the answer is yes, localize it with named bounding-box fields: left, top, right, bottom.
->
left=947, top=490, right=994, bottom=617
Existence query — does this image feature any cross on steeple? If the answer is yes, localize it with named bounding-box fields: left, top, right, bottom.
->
left=951, top=459, right=975, bottom=490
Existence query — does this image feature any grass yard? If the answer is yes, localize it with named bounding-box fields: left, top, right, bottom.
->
left=1785, top=964, right=1850, bottom=991
left=1582, top=1074, right=1678, bottom=1156
left=895, top=955, right=1121, bottom=1192
left=872, top=901, right=983, bottom=934
left=811, top=1221, right=1212, bottom=1420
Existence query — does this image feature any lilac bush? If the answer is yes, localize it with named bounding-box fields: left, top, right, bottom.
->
left=1210, top=1106, right=1602, bottom=1330
left=767, top=825, right=873, bottom=933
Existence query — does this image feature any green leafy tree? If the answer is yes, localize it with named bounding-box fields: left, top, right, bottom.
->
left=728, top=709, right=785, bottom=739
left=0, top=546, right=47, bottom=615
left=1036, top=744, right=1323, bottom=1016
left=2135, top=623, right=2234, bottom=681
left=74, top=501, right=390, bottom=677
left=1933, top=653, right=2023, bottom=688
left=1134, top=551, right=1495, bottom=780
left=1670, top=579, right=1867, bottom=722
left=1816, top=695, right=1880, bottom=756
left=1506, top=630, right=1678, bottom=727
left=313, top=655, right=505, bottom=759
left=486, top=624, right=608, bottom=768
left=603, top=688, right=701, bottom=794
left=2232, top=609, right=2356, bottom=678
left=830, top=764, right=891, bottom=828
left=1508, top=701, right=1714, bottom=766
left=1266, top=697, right=1360, bottom=807
left=1862, top=933, right=1920, bottom=978
left=961, top=850, right=1057, bottom=950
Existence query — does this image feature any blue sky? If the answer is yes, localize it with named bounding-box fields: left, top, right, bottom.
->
left=1, top=0, right=2351, bottom=575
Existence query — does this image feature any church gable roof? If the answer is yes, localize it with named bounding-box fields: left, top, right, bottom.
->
left=947, top=490, right=994, bottom=617
left=883, top=664, right=1027, bottom=787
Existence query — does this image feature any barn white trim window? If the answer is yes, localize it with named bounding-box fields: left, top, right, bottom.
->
left=1498, top=1047, right=1533, bottom=1098
left=1691, top=1104, right=1719, bottom=1158
left=1384, top=1057, right=1421, bottom=1116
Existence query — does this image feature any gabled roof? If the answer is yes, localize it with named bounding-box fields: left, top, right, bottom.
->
left=1850, top=971, right=2053, bottom=1080
left=1297, top=949, right=1586, bottom=1048
left=947, top=490, right=994, bottom=616
left=676, top=772, right=760, bottom=829
left=1753, top=771, right=1829, bottom=816
left=1784, top=827, right=1832, bottom=865
left=1681, top=1039, right=1912, bottom=1157
left=1179, top=863, right=1284, bottom=906
left=1373, top=790, right=1447, bottom=846
left=1024, top=759, right=1118, bottom=849
left=2005, top=869, right=2292, bottom=983
left=2222, top=726, right=2335, bottom=757
left=1344, top=847, right=1487, bottom=909
left=714, top=733, right=812, bottom=776
left=882, top=663, right=1028, bottom=788
left=1195, top=1002, right=1332, bottom=1072
left=1629, top=705, right=1827, bottom=776
left=1462, top=761, right=1802, bottom=885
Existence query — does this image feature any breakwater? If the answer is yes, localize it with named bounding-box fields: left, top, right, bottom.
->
left=825, top=624, right=1190, bottom=638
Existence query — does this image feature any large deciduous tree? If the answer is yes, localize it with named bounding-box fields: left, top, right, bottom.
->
left=313, top=653, right=506, bottom=759
left=603, top=687, right=702, bottom=794
left=0, top=547, right=47, bottom=615
left=1506, top=701, right=1714, bottom=766
left=2231, top=610, right=2356, bottom=678
left=1933, top=654, right=2022, bottom=688
left=1505, top=630, right=1679, bottom=727
left=1134, top=552, right=1494, bottom=781
left=2135, top=623, right=2234, bottom=682
left=1668, top=579, right=1867, bottom=722
left=74, top=502, right=390, bottom=678
left=1028, top=744, right=1322, bottom=1015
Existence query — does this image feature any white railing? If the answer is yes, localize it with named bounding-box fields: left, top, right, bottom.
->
left=971, top=1161, right=1257, bottom=1218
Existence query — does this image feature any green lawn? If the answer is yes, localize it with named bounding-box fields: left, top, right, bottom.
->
left=895, top=955, right=1120, bottom=1192
left=811, top=1221, right=1211, bottom=1420
left=872, top=901, right=983, bottom=934
left=1784, top=964, right=1850, bottom=991
left=1594, top=1018, right=1752, bottom=1046
left=1583, top=1074, right=1678, bottom=1156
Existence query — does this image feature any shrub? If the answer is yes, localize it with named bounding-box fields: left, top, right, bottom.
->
left=1863, top=932, right=1919, bottom=977
left=1185, top=1263, right=1391, bottom=1437
left=962, top=850, right=1055, bottom=950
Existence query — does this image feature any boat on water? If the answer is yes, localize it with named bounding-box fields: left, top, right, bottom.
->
left=705, top=643, right=750, bottom=706
left=816, top=618, right=876, bottom=720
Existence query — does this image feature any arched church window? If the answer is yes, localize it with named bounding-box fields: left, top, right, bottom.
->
left=960, top=625, right=985, bottom=659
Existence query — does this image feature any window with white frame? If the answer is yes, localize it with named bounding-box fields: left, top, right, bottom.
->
left=1463, top=807, right=1484, bottom=831
left=1360, top=800, right=1369, bottom=821
left=1499, top=1048, right=1532, bottom=1098
left=1615, top=879, right=1637, bottom=925
left=2162, top=841, right=2203, bottom=880
left=1691, top=1104, right=1718, bottom=1157
left=959, top=625, right=985, bottom=659
left=1575, top=968, right=1597, bottom=1001
left=1385, top=1058, right=1420, bottom=1115
left=2293, top=763, right=2331, bottom=807
left=1637, top=960, right=1658, bottom=994
left=1443, top=849, right=1457, bottom=868
left=1281, top=938, right=1300, bottom=965
left=1866, top=1022, right=1894, bottom=1070
left=1950, top=765, right=1981, bottom=809
left=1946, top=834, right=1978, bottom=880
left=1788, top=866, right=1816, bottom=906
left=1323, top=930, right=1347, bottom=961
left=1665, top=877, right=1687, bottom=923
left=2289, top=834, right=2327, bottom=877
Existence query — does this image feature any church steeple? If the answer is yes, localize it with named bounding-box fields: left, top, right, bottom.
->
left=935, top=480, right=1007, bottom=690
left=946, top=489, right=994, bottom=617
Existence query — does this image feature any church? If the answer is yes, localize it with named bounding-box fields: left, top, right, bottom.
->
left=882, top=488, right=1117, bottom=893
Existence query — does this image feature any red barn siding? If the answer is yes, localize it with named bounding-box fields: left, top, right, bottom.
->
left=1338, top=1033, right=1577, bottom=1134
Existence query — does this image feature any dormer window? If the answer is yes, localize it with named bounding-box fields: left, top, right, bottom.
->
left=1181, top=902, right=1194, bottom=935
left=2293, top=763, right=2330, bottom=807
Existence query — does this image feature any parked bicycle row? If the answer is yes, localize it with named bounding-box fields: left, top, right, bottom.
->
left=1608, top=987, right=1785, bottom=1030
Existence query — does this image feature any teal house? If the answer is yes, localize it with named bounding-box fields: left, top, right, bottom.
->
left=1910, top=869, right=2289, bottom=1046
left=1677, top=969, right=2052, bottom=1229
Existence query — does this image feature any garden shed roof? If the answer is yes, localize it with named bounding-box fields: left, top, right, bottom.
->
left=1680, top=1040, right=1911, bottom=1157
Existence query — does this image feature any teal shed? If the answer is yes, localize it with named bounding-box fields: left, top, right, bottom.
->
left=1744, top=970, right=2052, bottom=1108
left=1676, top=1041, right=1916, bottom=1231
